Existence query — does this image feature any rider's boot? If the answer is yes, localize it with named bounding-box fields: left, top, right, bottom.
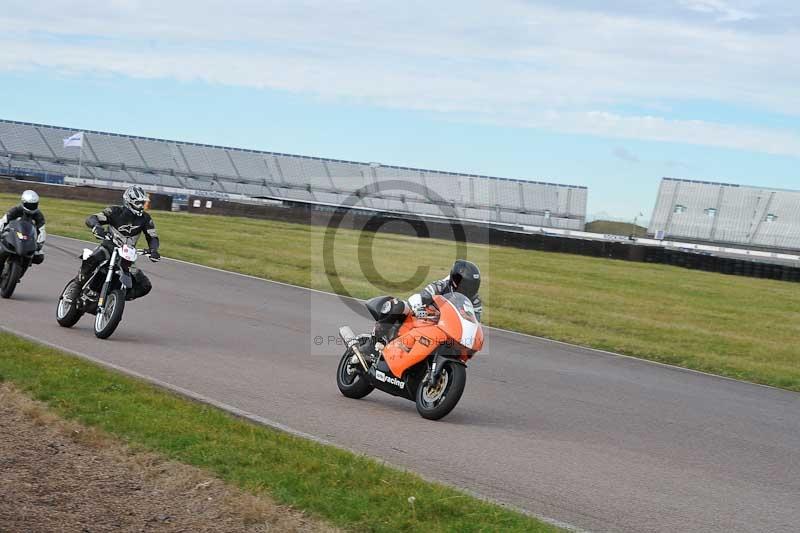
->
left=76, top=260, right=103, bottom=301
left=366, top=321, right=400, bottom=360
left=77, top=263, right=89, bottom=283
left=77, top=255, right=99, bottom=283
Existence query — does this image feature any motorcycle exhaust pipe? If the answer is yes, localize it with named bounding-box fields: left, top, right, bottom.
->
left=339, top=326, right=369, bottom=372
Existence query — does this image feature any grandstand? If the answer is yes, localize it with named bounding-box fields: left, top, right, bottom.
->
left=0, top=119, right=587, bottom=230
left=648, top=177, right=800, bottom=251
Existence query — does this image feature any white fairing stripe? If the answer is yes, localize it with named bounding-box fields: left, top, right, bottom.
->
left=460, top=314, right=479, bottom=350
left=444, top=298, right=479, bottom=350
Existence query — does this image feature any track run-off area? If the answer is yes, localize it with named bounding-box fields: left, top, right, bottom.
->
left=1, top=235, right=798, bottom=533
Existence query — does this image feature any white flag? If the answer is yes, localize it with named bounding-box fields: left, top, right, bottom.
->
left=63, top=132, right=84, bottom=148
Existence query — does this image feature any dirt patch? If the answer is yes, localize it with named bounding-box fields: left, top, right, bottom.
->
left=0, top=383, right=337, bottom=533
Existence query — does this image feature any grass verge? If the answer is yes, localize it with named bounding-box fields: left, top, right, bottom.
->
left=0, top=332, right=559, bottom=532
left=0, top=381, right=336, bottom=532
left=3, top=192, right=799, bottom=391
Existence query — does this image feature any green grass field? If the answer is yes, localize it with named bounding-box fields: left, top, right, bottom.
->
left=0, top=333, right=558, bottom=532
left=3, top=192, right=799, bottom=391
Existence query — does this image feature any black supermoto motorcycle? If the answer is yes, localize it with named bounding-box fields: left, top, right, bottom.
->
left=56, top=229, right=153, bottom=339
left=0, top=219, right=42, bottom=299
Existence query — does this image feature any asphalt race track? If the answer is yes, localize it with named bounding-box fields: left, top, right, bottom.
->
left=1, top=236, right=798, bottom=533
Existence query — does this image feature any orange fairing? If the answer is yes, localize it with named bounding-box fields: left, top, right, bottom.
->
left=433, top=294, right=482, bottom=352
left=383, top=319, right=446, bottom=378
left=434, top=294, right=463, bottom=342
left=382, top=294, right=484, bottom=378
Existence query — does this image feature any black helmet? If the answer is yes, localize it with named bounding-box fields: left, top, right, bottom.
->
left=449, top=260, right=481, bottom=299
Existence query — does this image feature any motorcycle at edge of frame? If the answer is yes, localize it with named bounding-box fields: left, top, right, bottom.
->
left=56, top=229, right=155, bottom=339
left=337, top=292, right=484, bottom=420
left=0, top=219, right=44, bottom=299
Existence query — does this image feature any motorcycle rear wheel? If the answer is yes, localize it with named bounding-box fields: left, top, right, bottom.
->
left=0, top=259, right=23, bottom=299
left=416, top=361, right=466, bottom=420
left=56, top=279, right=84, bottom=327
left=336, top=341, right=374, bottom=399
left=94, top=289, right=126, bottom=339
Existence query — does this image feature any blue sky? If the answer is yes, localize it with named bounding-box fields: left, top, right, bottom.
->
left=1, top=0, right=798, bottom=221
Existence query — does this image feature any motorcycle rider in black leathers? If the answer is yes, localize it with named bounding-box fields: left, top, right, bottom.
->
left=0, top=190, right=46, bottom=267
left=79, top=185, right=160, bottom=300
left=371, top=259, right=483, bottom=350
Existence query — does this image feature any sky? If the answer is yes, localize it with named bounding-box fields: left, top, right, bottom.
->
left=1, top=0, right=798, bottom=221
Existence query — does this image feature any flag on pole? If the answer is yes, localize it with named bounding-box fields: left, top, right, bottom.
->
left=63, top=132, right=84, bottom=148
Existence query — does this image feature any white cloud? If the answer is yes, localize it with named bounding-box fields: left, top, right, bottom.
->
left=0, top=0, right=798, bottom=156
left=529, top=111, right=800, bottom=157
left=677, top=0, right=758, bottom=21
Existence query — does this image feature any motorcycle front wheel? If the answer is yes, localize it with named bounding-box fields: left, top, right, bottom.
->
left=94, top=288, right=126, bottom=339
left=416, top=361, right=466, bottom=420
left=0, top=258, right=23, bottom=299
left=56, top=279, right=84, bottom=327
left=336, top=340, right=374, bottom=399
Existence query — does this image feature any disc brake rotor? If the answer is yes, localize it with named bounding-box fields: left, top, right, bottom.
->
left=423, top=370, right=449, bottom=403
left=346, top=354, right=360, bottom=375
left=97, top=294, right=115, bottom=328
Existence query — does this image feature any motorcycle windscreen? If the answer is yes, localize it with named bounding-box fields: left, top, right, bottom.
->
left=433, top=293, right=483, bottom=351
left=382, top=319, right=447, bottom=378
left=5, top=219, right=38, bottom=255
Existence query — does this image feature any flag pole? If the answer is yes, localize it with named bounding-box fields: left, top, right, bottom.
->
left=76, top=135, right=83, bottom=182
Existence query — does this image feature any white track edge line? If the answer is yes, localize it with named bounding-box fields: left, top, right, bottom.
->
left=49, top=234, right=797, bottom=396
left=0, top=324, right=588, bottom=532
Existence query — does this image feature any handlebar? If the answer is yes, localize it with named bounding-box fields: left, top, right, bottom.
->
left=93, top=233, right=151, bottom=256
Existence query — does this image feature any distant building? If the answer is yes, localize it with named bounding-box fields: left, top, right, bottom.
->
left=648, top=177, right=800, bottom=250
left=0, top=118, right=587, bottom=230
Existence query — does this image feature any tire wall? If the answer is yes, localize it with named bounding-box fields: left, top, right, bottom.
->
left=0, top=177, right=173, bottom=211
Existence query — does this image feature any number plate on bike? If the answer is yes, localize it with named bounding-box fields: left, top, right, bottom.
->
left=120, top=245, right=138, bottom=262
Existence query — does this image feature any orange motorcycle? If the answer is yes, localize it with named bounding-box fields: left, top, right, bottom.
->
left=337, top=292, right=484, bottom=420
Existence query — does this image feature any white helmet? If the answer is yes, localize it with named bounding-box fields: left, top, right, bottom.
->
left=21, top=190, right=40, bottom=214
left=123, top=185, right=147, bottom=216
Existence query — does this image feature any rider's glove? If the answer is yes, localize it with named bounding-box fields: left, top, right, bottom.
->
left=148, top=249, right=161, bottom=262
left=92, top=226, right=107, bottom=240
left=408, top=293, right=426, bottom=318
